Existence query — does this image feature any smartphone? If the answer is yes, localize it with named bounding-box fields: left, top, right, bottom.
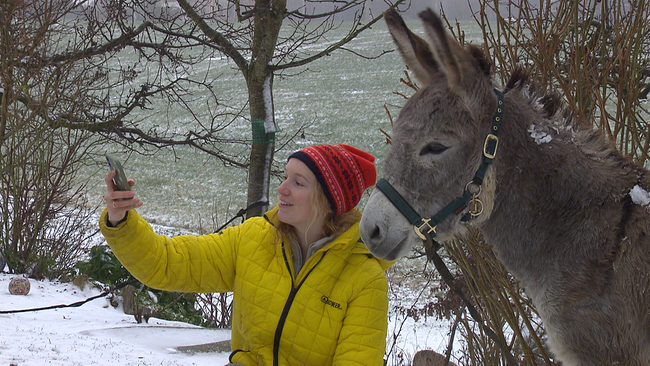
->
left=105, top=153, right=131, bottom=192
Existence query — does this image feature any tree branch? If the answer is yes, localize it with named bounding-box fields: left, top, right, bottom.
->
left=272, top=0, right=406, bottom=71
left=41, top=22, right=154, bottom=66
left=287, top=0, right=361, bottom=19
left=176, top=0, right=249, bottom=77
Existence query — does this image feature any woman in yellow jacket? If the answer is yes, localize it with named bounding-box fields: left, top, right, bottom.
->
left=100, top=144, right=393, bottom=366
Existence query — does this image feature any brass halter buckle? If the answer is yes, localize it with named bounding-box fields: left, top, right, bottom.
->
left=414, top=218, right=437, bottom=240
left=483, top=133, right=499, bottom=160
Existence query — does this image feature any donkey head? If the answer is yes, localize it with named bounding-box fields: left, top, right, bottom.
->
left=360, top=8, right=499, bottom=260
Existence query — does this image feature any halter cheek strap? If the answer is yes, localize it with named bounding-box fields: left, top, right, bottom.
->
left=376, top=89, right=505, bottom=255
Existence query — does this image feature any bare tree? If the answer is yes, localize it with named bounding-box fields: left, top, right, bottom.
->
left=0, top=0, right=113, bottom=277
left=105, top=0, right=408, bottom=217
left=0, top=0, right=222, bottom=276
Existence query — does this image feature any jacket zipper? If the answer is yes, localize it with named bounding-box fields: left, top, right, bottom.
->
left=273, top=242, right=327, bottom=366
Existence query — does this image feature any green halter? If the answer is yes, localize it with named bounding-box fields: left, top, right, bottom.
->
left=375, top=88, right=504, bottom=255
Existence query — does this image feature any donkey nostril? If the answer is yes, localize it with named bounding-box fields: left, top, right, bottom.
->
left=370, top=225, right=383, bottom=241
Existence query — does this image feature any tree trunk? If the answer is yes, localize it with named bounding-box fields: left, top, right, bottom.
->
left=246, top=75, right=275, bottom=217
left=247, top=69, right=275, bottom=217
left=245, top=0, right=286, bottom=218
left=247, top=140, right=274, bottom=217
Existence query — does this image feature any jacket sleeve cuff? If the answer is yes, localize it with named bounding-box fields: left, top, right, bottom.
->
left=99, top=208, right=138, bottom=236
left=105, top=211, right=129, bottom=228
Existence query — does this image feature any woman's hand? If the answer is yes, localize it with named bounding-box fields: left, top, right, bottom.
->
left=103, top=170, right=143, bottom=226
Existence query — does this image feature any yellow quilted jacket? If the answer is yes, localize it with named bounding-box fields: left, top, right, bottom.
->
left=99, top=206, right=393, bottom=366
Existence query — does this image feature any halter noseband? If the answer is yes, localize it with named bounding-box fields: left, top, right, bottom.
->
left=376, top=89, right=504, bottom=255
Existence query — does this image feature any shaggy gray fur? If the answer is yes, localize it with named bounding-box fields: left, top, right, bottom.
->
left=360, top=8, right=650, bottom=365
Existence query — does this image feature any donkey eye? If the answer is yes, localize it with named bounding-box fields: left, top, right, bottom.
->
left=419, top=142, right=448, bottom=156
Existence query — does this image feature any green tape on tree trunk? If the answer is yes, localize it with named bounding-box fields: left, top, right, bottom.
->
left=252, top=119, right=276, bottom=143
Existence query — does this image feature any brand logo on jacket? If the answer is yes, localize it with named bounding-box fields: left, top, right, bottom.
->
left=320, top=295, right=342, bottom=309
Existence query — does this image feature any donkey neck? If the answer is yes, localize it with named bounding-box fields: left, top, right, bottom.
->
left=476, top=88, right=641, bottom=294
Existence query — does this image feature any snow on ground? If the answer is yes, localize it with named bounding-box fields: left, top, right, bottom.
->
left=0, top=273, right=231, bottom=366
left=0, top=270, right=455, bottom=366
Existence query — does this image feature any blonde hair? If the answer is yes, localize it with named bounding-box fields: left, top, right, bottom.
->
left=274, top=182, right=361, bottom=244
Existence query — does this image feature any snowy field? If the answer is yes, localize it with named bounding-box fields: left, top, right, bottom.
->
left=0, top=265, right=455, bottom=366
left=0, top=272, right=232, bottom=365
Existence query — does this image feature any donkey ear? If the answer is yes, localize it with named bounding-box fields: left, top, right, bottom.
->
left=384, top=8, right=439, bottom=86
left=418, top=9, right=466, bottom=93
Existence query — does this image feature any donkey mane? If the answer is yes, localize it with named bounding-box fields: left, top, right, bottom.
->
left=503, top=65, right=636, bottom=178
left=504, top=67, right=567, bottom=121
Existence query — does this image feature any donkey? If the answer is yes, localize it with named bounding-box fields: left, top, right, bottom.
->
left=360, top=8, right=650, bottom=366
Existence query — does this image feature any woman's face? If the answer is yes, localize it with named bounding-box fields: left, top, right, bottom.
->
left=277, top=158, right=323, bottom=234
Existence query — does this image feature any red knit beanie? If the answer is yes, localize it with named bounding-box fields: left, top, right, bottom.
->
left=289, top=144, right=377, bottom=216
